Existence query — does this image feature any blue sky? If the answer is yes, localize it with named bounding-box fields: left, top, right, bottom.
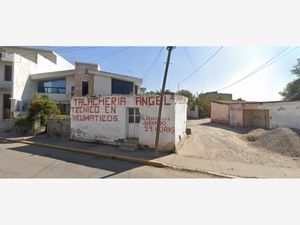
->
left=36, top=46, right=300, bottom=101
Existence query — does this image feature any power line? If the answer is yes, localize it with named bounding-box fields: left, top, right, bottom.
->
left=256, top=47, right=298, bottom=70
left=90, top=47, right=131, bottom=62
left=54, top=46, right=96, bottom=53
left=183, top=47, right=207, bottom=90
left=217, top=47, right=292, bottom=92
left=142, top=47, right=164, bottom=80
left=178, top=47, right=223, bottom=90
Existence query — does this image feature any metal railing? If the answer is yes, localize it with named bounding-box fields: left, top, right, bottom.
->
left=38, top=87, right=66, bottom=94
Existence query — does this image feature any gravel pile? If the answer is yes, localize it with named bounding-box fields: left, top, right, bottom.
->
left=245, top=128, right=300, bottom=157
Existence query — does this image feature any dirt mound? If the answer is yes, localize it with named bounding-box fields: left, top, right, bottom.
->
left=245, top=128, right=267, bottom=141
left=246, top=128, right=300, bottom=157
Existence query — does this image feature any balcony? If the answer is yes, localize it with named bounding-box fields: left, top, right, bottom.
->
left=0, top=81, right=12, bottom=92
left=0, top=52, right=14, bottom=62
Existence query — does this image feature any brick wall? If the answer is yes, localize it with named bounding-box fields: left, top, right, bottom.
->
left=74, top=62, right=98, bottom=97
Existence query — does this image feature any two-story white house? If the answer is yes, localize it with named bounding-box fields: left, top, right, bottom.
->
left=0, top=47, right=142, bottom=132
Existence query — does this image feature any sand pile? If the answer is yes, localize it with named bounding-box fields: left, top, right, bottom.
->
left=245, top=128, right=300, bottom=157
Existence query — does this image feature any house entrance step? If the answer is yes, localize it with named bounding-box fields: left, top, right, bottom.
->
left=118, top=138, right=139, bottom=152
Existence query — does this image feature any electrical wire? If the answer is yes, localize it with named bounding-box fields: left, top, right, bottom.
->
left=90, top=47, right=132, bottom=62
left=183, top=47, right=207, bottom=90
left=178, top=47, right=223, bottom=87
left=217, top=47, right=292, bottom=91
left=142, top=47, right=164, bottom=80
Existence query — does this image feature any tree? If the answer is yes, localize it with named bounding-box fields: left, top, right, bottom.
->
left=198, top=94, right=211, bottom=118
left=177, top=89, right=196, bottom=109
left=145, top=90, right=161, bottom=95
left=280, top=59, right=300, bottom=100
left=280, top=79, right=300, bottom=100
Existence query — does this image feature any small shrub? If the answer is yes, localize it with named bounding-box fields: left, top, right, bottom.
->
left=50, top=114, right=70, bottom=119
left=15, top=115, right=31, bottom=127
left=27, top=99, right=60, bottom=126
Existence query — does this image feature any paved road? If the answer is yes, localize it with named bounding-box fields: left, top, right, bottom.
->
left=0, top=140, right=213, bottom=178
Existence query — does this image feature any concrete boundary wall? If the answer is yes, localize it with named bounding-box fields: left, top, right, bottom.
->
left=211, top=100, right=300, bottom=129
left=70, top=94, right=188, bottom=151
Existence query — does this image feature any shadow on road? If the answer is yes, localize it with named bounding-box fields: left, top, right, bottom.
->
left=200, top=122, right=258, bottom=134
left=1, top=133, right=170, bottom=178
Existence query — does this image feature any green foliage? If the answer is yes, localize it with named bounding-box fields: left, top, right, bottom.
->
left=50, top=114, right=70, bottom=119
left=28, top=99, right=60, bottom=126
left=280, top=59, right=300, bottom=100
left=290, top=59, right=300, bottom=77
left=32, top=93, right=49, bottom=101
left=14, top=115, right=31, bottom=127
left=177, top=89, right=196, bottom=109
left=198, top=94, right=211, bottom=118
left=280, top=78, right=300, bottom=100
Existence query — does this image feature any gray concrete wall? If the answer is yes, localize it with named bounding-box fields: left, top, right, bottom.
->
left=187, top=105, right=199, bottom=119
left=47, top=117, right=70, bottom=138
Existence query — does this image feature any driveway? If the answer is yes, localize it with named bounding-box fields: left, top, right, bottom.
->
left=177, top=119, right=300, bottom=169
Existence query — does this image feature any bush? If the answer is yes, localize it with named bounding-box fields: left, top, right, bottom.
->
left=14, top=115, right=31, bottom=127
left=27, top=99, right=60, bottom=126
left=50, top=114, right=70, bottom=119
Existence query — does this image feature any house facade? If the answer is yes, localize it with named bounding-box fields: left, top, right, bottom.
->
left=0, top=47, right=142, bottom=132
left=30, top=62, right=142, bottom=114
left=0, top=47, right=74, bottom=131
left=211, top=100, right=300, bottom=129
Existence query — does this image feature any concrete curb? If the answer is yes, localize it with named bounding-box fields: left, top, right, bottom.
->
left=0, top=136, right=245, bottom=179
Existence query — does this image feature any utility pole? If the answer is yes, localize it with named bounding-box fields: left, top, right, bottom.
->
left=154, top=46, right=175, bottom=156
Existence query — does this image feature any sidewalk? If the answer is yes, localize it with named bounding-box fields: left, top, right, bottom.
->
left=1, top=132, right=300, bottom=178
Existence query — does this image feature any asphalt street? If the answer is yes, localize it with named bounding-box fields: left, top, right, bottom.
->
left=0, top=140, right=213, bottom=178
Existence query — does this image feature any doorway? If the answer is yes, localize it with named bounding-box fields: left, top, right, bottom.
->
left=3, top=94, right=11, bottom=119
left=127, top=107, right=140, bottom=139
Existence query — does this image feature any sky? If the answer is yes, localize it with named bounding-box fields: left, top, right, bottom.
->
left=35, top=46, right=300, bottom=101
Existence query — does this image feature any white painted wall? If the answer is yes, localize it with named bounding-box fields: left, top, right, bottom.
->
left=250, top=101, right=300, bottom=129
left=138, top=97, right=176, bottom=150
left=7, top=49, right=74, bottom=102
left=70, top=95, right=187, bottom=151
left=174, top=95, right=188, bottom=147
left=187, top=105, right=199, bottom=119
left=93, top=75, right=112, bottom=96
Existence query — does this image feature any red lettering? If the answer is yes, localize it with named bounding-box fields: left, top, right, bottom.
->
left=136, top=97, right=141, bottom=105
left=88, top=97, right=93, bottom=105
left=111, top=97, right=116, bottom=105
left=149, top=96, right=155, bottom=105
left=120, top=97, right=126, bottom=105
left=164, top=95, right=171, bottom=105
left=156, top=96, right=160, bottom=105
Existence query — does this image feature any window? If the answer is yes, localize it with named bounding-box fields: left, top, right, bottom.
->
left=82, top=81, right=89, bottom=96
left=38, top=79, right=66, bottom=94
left=3, top=94, right=11, bottom=119
left=128, top=107, right=140, bottom=123
left=71, top=86, right=75, bottom=96
left=4, top=65, right=12, bottom=81
left=134, top=85, right=138, bottom=95
left=112, top=79, right=133, bottom=94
